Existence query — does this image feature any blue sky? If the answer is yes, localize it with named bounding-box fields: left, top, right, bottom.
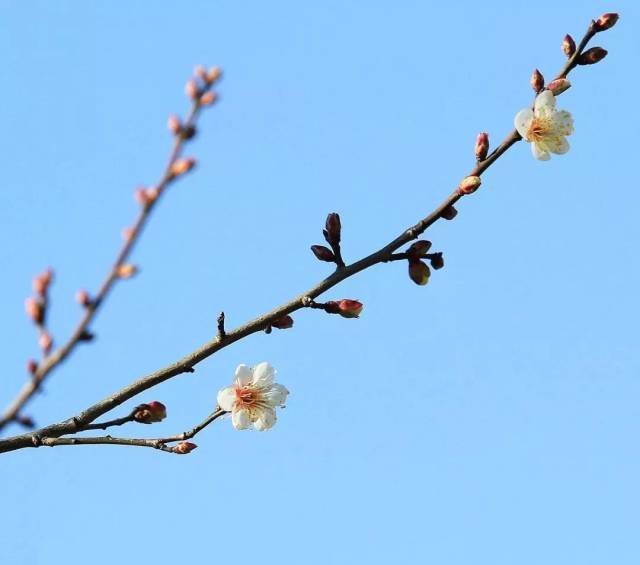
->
left=0, top=2, right=638, bottom=564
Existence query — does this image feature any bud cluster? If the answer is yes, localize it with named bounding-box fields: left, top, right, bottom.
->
left=311, top=212, right=346, bottom=268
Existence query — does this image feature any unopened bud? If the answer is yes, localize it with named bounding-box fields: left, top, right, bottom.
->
left=26, top=359, right=38, bottom=375
left=121, top=227, right=134, bottom=242
left=25, top=297, right=44, bottom=325
left=457, top=175, right=482, bottom=195
left=33, top=269, right=53, bottom=296
left=116, top=264, right=138, bottom=279
left=429, top=252, right=444, bottom=270
left=170, top=158, right=196, bottom=177
left=594, top=13, right=619, bottom=31
left=173, top=441, right=197, bottom=454
left=311, top=245, right=335, bottom=262
left=133, top=401, right=167, bottom=424
left=167, top=114, right=182, bottom=135
left=578, top=47, right=608, bottom=65
left=474, top=132, right=489, bottom=161
left=76, top=289, right=92, bottom=307
left=206, top=66, right=222, bottom=84
left=146, top=187, right=160, bottom=203
left=272, top=315, right=294, bottom=330
left=562, top=34, right=576, bottom=58
left=16, top=414, right=35, bottom=428
left=325, top=299, right=363, bottom=318
left=39, top=332, right=53, bottom=355
left=323, top=213, right=341, bottom=246
left=530, top=68, right=544, bottom=93
left=546, top=78, right=571, bottom=96
left=200, top=92, right=217, bottom=106
left=407, top=240, right=432, bottom=259
left=408, top=260, right=431, bottom=286
left=440, top=205, right=458, bottom=220
left=185, top=79, right=199, bottom=100
left=78, top=330, right=95, bottom=342
left=134, top=187, right=149, bottom=206
left=194, top=64, right=208, bottom=82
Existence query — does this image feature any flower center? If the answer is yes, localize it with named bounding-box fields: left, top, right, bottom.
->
left=527, top=116, right=551, bottom=142
left=235, top=386, right=259, bottom=407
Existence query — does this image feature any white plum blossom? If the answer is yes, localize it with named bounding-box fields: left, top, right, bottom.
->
left=217, top=362, right=289, bottom=431
left=514, top=90, right=574, bottom=161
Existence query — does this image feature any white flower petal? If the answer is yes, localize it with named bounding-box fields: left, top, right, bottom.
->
left=262, top=383, right=289, bottom=407
left=232, top=407, right=252, bottom=430
left=531, top=142, right=550, bottom=161
left=234, top=364, right=253, bottom=386
left=217, top=386, right=237, bottom=411
left=553, top=110, right=574, bottom=136
left=534, top=90, right=556, bottom=114
left=253, top=407, right=277, bottom=431
left=548, top=135, right=570, bottom=154
left=251, top=362, right=275, bottom=387
left=514, top=108, right=533, bottom=139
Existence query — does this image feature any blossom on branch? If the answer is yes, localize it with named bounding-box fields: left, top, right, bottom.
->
left=514, top=90, right=574, bottom=161
left=217, top=363, right=289, bottom=431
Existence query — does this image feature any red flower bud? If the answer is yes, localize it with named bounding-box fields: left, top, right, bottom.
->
left=173, top=441, right=197, bottom=454
left=272, top=315, right=294, bottom=330
left=578, top=47, right=608, bottom=65
left=474, top=132, right=489, bottom=161
left=530, top=68, right=544, bottom=93
left=323, top=213, right=341, bottom=246
left=562, top=34, right=576, bottom=58
left=310, top=245, right=336, bottom=262
left=133, top=401, right=167, bottom=424
left=25, top=297, right=44, bottom=325
left=408, top=260, right=430, bottom=286
left=26, top=359, right=38, bottom=375
left=594, top=13, right=619, bottom=32
left=325, top=299, right=363, bottom=318
left=546, top=78, right=571, bottom=96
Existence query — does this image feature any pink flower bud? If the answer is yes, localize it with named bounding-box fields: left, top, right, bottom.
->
left=170, top=158, right=196, bottom=177
left=200, top=92, right=217, bottom=106
left=194, top=64, right=208, bottom=82
left=167, top=114, right=182, bottom=135
left=475, top=132, right=489, bottom=161
left=185, top=79, right=199, bottom=100
left=75, top=289, right=92, bottom=307
left=25, top=297, right=44, bottom=325
left=116, top=264, right=138, bottom=279
left=39, top=332, right=53, bottom=355
left=530, top=68, right=544, bottom=93
left=133, top=401, right=167, bottom=424
left=546, top=78, right=571, bottom=96
left=578, top=47, right=608, bottom=65
left=457, top=175, right=482, bottom=195
left=594, top=13, right=619, bottom=31
left=173, top=441, right=197, bottom=454
left=408, top=260, right=430, bottom=286
left=134, top=187, right=149, bottom=206
left=32, top=269, right=53, bottom=296
left=146, top=187, right=160, bottom=203
left=325, top=299, right=363, bottom=318
left=206, top=66, right=222, bottom=84
left=562, top=34, right=576, bottom=58
left=121, top=227, right=134, bottom=242
left=272, top=315, right=294, bottom=329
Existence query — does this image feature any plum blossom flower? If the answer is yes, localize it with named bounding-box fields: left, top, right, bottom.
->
left=217, top=362, right=289, bottom=431
left=514, top=90, right=574, bottom=161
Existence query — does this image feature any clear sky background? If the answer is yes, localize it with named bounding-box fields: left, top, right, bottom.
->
left=0, top=2, right=638, bottom=564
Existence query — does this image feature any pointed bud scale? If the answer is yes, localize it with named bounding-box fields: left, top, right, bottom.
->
left=325, top=299, right=363, bottom=318
left=408, top=260, right=431, bottom=286
left=39, top=332, right=53, bottom=355
left=546, top=78, right=571, bottom=96
left=207, top=66, right=222, bottom=84
left=200, top=92, right=217, bottom=106
left=116, top=264, right=138, bottom=279
left=475, top=132, right=489, bottom=161
left=185, top=79, right=199, bottom=100
left=27, top=359, right=38, bottom=375
left=33, top=269, right=53, bottom=296
left=430, top=252, right=444, bottom=270
left=310, top=245, right=336, bottom=262
left=25, top=297, right=44, bottom=325
left=170, top=158, right=196, bottom=177
left=578, top=47, right=608, bottom=65
left=167, top=114, right=182, bottom=135
left=457, top=175, right=482, bottom=195
left=76, top=289, right=92, bottom=307
left=133, top=401, right=167, bottom=424
left=407, top=240, right=432, bottom=259
left=562, top=34, right=576, bottom=58
left=272, top=315, right=294, bottom=330
left=173, top=441, right=197, bottom=454
left=530, top=68, right=544, bottom=93
left=441, top=205, right=458, bottom=220
left=594, top=13, right=619, bottom=31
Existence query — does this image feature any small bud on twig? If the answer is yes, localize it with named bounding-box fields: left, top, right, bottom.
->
left=310, top=245, right=336, bottom=262
left=194, top=64, right=208, bottom=82
left=78, top=330, right=95, bottom=342
left=173, top=441, right=197, bottom=454
left=27, top=359, right=38, bottom=375
left=407, top=240, right=432, bottom=259
left=594, top=13, right=619, bottom=32
left=133, top=401, right=167, bottom=424
left=457, top=175, right=482, bottom=196
left=578, top=47, right=608, bottom=65
left=39, top=332, right=53, bottom=355
left=169, top=158, right=196, bottom=178
left=440, top=205, right=458, bottom=221
left=562, top=34, right=576, bottom=58
left=116, top=264, right=138, bottom=279
left=32, top=269, right=53, bottom=297
left=429, top=252, right=444, bottom=270
left=200, top=92, right=217, bottom=106
left=207, top=66, right=222, bottom=84
left=530, top=68, right=544, bottom=93
left=324, top=299, right=363, bottom=318
left=408, top=260, right=431, bottom=286
left=121, top=227, right=134, bottom=242
left=167, top=114, right=182, bottom=135
left=323, top=213, right=341, bottom=246
left=25, top=297, right=44, bottom=325
left=546, top=78, right=571, bottom=96
left=272, top=315, right=294, bottom=330
left=15, top=414, right=35, bottom=429
left=474, top=132, right=489, bottom=162
left=76, top=289, right=92, bottom=308
left=185, top=79, right=199, bottom=100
